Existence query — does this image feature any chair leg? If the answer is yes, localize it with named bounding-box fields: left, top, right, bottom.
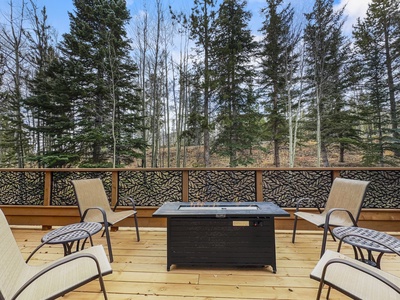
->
left=103, top=223, right=113, bottom=263
left=328, top=227, right=336, bottom=242
left=316, top=281, right=324, bottom=300
left=326, top=286, right=331, bottom=299
left=292, top=214, right=298, bottom=243
left=134, top=213, right=140, bottom=242
left=98, top=273, right=108, bottom=300
left=320, top=223, right=330, bottom=257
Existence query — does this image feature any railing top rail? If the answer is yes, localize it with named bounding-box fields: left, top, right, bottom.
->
left=1, top=167, right=400, bottom=172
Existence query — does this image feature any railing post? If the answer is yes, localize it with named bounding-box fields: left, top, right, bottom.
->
left=111, top=171, right=118, bottom=206
left=332, top=169, right=341, bottom=180
left=182, top=170, right=189, bottom=202
left=43, top=171, right=52, bottom=206
left=256, top=170, right=263, bottom=202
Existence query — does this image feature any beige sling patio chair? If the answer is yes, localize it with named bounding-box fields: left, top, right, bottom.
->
left=292, top=177, right=370, bottom=256
left=72, top=178, right=140, bottom=263
left=0, top=209, right=112, bottom=300
left=311, top=249, right=400, bottom=299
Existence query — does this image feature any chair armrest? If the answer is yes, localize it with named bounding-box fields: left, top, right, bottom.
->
left=325, top=208, right=358, bottom=226
left=294, top=198, right=323, bottom=213
left=320, top=208, right=358, bottom=256
left=127, top=197, right=137, bottom=211
left=81, top=207, right=107, bottom=222
left=294, top=198, right=309, bottom=212
left=320, top=258, right=400, bottom=294
left=14, top=253, right=104, bottom=300
left=112, top=196, right=137, bottom=212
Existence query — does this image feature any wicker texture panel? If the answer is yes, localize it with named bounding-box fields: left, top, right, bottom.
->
left=188, top=170, right=256, bottom=202
left=263, top=170, right=332, bottom=207
left=0, top=172, right=44, bottom=205
left=118, top=171, right=182, bottom=206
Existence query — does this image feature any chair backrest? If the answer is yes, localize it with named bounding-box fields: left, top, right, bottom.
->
left=72, top=178, right=113, bottom=221
left=0, top=209, right=28, bottom=299
left=323, top=178, right=370, bottom=223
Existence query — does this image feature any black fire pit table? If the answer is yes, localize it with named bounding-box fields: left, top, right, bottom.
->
left=153, top=201, right=289, bottom=273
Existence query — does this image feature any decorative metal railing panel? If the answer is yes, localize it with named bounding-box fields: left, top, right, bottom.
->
left=118, top=170, right=182, bottom=206
left=51, top=172, right=112, bottom=205
left=0, top=171, right=44, bottom=205
left=340, top=170, right=400, bottom=209
left=0, top=168, right=399, bottom=209
left=263, top=170, right=332, bottom=207
left=188, top=170, right=256, bottom=202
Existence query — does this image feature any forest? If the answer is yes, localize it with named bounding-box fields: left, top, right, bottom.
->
left=0, top=0, right=399, bottom=168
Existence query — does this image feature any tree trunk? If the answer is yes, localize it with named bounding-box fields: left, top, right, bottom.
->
left=383, top=19, right=399, bottom=156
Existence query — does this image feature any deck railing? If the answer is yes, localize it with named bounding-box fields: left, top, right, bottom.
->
left=1, top=167, right=399, bottom=230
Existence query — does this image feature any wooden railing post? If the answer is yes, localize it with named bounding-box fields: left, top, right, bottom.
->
left=332, top=169, right=341, bottom=180
left=111, top=171, right=118, bottom=206
left=182, top=170, right=189, bottom=202
left=256, top=170, right=263, bottom=202
left=43, top=171, right=52, bottom=206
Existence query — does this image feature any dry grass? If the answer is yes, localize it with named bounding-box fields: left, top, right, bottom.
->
left=136, top=142, right=365, bottom=168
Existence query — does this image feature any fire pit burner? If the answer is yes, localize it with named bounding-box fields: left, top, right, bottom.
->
left=178, top=204, right=258, bottom=211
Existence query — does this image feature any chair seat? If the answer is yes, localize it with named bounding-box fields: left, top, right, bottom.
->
left=294, top=211, right=356, bottom=228
left=84, top=209, right=136, bottom=225
left=311, top=250, right=400, bottom=300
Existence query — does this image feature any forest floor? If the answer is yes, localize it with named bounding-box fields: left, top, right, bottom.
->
left=141, top=142, right=370, bottom=168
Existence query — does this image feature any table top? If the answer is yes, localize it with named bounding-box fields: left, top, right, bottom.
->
left=332, top=226, right=400, bottom=254
left=153, top=201, right=290, bottom=218
left=42, top=222, right=103, bottom=244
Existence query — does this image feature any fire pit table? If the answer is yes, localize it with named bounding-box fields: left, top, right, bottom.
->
left=153, top=201, right=289, bottom=273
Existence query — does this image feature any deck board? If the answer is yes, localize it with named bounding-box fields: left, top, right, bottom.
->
left=10, top=226, right=400, bottom=300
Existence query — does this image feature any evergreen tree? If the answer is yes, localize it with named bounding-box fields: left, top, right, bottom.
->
left=24, top=4, right=70, bottom=167
left=303, top=0, right=350, bottom=166
left=258, top=0, right=299, bottom=167
left=210, top=0, right=260, bottom=166
left=184, top=64, right=204, bottom=148
left=58, top=0, right=145, bottom=167
left=353, top=0, right=400, bottom=165
left=189, top=0, right=217, bottom=167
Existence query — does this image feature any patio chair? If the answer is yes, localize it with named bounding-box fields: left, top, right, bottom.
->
left=310, top=249, right=400, bottom=299
left=0, top=209, right=112, bottom=300
left=292, top=177, right=370, bottom=256
left=72, top=178, right=140, bottom=262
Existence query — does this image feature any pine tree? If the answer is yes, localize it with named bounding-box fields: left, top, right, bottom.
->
left=210, top=0, right=260, bottom=166
left=58, top=0, right=145, bottom=167
left=303, top=0, right=350, bottom=166
left=258, top=0, right=300, bottom=167
left=353, top=0, right=400, bottom=165
left=189, top=0, right=217, bottom=167
left=24, top=4, right=70, bottom=167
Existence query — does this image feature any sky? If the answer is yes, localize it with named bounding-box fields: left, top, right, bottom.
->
left=0, top=0, right=372, bottom=38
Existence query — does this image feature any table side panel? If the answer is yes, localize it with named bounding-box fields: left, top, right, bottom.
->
left=167, top=217, right=276, bottom=269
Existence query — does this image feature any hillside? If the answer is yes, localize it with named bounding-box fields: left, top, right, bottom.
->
left=142, top=142, right=366, bottom=168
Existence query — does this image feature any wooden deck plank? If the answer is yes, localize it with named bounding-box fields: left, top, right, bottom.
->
left=10, top=226, right=400, bottom=299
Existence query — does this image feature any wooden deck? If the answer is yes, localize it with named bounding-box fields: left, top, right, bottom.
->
left=12, top=226, right=400, bottom=300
